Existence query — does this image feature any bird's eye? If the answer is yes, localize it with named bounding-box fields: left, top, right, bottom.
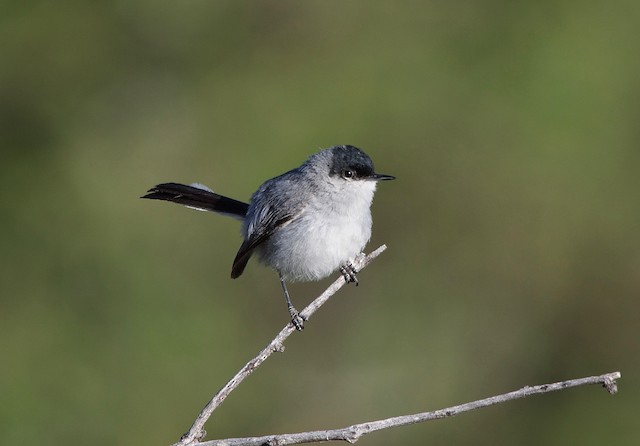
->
left=343, top=170, right=354, bottom=179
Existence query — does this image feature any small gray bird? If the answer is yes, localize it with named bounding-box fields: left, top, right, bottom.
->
left=142, top=145, right=394, bottom=330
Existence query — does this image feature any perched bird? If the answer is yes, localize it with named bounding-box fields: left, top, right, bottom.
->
left=142, top=145, right=394, bottom=329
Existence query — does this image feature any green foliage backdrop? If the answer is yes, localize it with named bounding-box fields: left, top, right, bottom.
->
left=1, top=2, right=638, bottom=445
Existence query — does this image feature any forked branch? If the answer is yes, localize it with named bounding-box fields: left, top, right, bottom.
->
left=172, top=244, right=620, bottom=446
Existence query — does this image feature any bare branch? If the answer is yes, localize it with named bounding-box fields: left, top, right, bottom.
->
left=195, top=371, right=621, bottom=446
left=175, top=246, right=388, bottom=446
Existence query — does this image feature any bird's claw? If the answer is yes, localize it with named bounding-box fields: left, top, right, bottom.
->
left=340, top=262, right=359, bottom=286
left=289, top=308, right=306, bottom=331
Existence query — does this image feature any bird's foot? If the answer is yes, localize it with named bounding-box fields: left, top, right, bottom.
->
left=289, top=306, right=306, bottom=331
left=340, top=262, right=359, bottom=286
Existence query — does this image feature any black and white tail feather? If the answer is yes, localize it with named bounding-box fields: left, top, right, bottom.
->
left=142, top=182, right=248, bottom=219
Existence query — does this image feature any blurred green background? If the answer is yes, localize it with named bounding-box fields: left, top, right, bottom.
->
left=2, top=1, right=638, bottom=445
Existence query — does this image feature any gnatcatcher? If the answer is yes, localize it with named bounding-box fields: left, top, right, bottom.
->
left=142, top=145, right=394, bottom=330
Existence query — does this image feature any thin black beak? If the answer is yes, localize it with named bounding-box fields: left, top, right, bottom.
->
left=371, top=173, right=396, bottom=181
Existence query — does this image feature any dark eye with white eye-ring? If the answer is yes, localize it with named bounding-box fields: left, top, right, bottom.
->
left=343, top=170, right=354, bottom=179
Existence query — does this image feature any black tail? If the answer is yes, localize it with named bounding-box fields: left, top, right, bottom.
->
left=142, top=182, right=249, bottom=218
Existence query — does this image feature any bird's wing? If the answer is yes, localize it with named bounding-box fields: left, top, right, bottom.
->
left=230, top=213, right=297, bottom=278
left=230, top=171, right=308, bottom=278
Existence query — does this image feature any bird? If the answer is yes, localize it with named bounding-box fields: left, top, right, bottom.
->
left=142, top=145, right=394, bottom=330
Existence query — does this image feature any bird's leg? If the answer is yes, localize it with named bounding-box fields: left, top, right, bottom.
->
left=340, top=261, right=359, bottom=286
left=278, top=271, right=305, bottom=330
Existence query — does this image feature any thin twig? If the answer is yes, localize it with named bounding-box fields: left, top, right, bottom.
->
left=175, top=246, right=388, bottom=446
left=195, top=371, right=621, bottom=446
